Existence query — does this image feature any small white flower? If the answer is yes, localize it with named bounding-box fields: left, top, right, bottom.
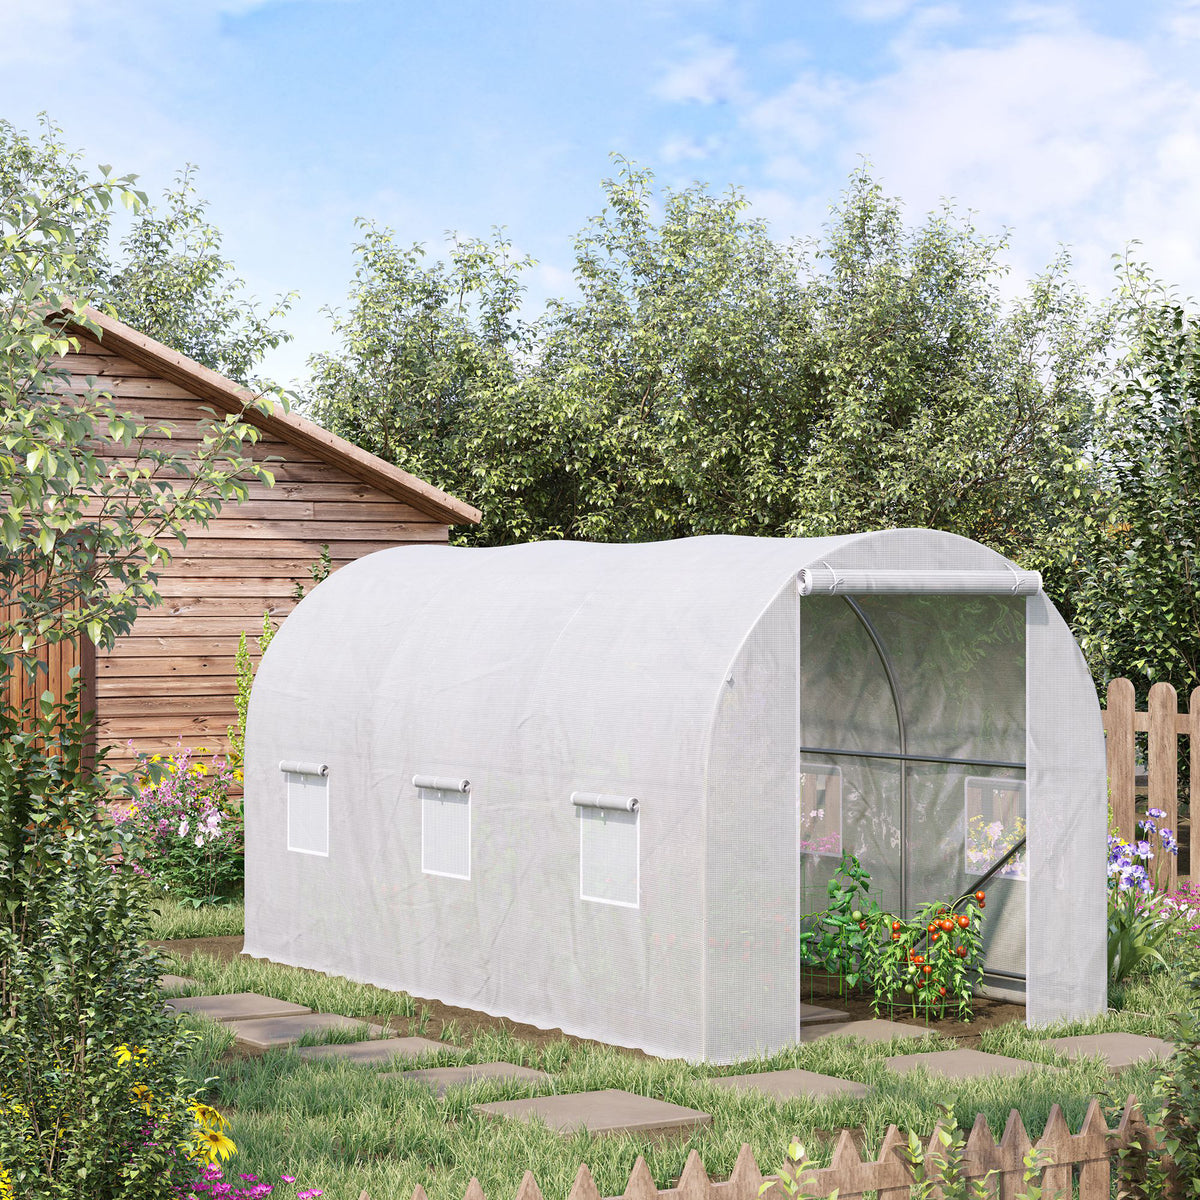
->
left=178, top=818, right=190, bottom=837
left=195, top=834, right=205, bottom=847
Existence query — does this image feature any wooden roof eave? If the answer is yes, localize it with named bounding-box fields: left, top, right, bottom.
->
left=62, top=304, right=482, bottom=528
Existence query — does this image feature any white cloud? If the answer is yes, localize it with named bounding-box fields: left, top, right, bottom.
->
left=734, top=15, right=1200, bottom=300
left=654, top=36, right=746, bottom=105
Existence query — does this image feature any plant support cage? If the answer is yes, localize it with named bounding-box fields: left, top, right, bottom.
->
left=244, top=531, right=1107, bottom=1063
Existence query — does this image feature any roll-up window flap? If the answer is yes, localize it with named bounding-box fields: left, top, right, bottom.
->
left=797, top=567, right=1041, bottom=596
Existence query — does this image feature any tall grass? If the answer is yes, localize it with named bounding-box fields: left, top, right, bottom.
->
left=147, top=897, right=245, bottom=940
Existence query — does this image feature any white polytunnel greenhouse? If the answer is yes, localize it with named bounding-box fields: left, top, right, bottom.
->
left=243, top=530, right=1108, bottom=1064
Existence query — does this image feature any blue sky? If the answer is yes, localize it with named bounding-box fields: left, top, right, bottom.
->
left=3, top=0, right=1199, bottom=385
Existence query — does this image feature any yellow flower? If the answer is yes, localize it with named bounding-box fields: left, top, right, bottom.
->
left=0, top=1164, right=12, bottom=1200
left=192, top=1126, right=237, bottom=1163
left=188, top=1101, right=228, bottom=1130
left=115, top=1044, right=133, bottom=1066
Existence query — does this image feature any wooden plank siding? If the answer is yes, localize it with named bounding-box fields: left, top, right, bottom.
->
left=50, top=322, right=475, bottom=776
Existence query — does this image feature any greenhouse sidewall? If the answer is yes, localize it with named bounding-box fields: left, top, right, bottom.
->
left=244, top=546, right=723, bottom=1060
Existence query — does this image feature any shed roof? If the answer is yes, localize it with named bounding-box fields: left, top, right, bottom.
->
left=62, top=304, right=482, bottom=527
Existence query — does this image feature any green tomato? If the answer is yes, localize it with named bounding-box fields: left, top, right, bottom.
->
left=851, top=910, right=863, bottom=922
left=903, top=983, right=914, bottom=995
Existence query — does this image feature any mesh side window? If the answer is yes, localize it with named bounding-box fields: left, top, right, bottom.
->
left=965, top=777, right=1027, bottom=880
left=799, top=763, right=842, bottom=857
left=287, top=772, right=329, bottom=856
left=579, top=807, right=639, bottom=907
left=421, top=788, right=471, bottom=879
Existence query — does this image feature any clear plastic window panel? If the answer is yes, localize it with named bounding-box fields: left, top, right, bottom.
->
left=579, top=807, right=639, bottom=907
left=798, top=764, right=842, bottom=857
left=965, top=777, right=1027, bottom=881
left=287, top=772, right=329, bottom=856
left=421, top=788, right=471, bottom=879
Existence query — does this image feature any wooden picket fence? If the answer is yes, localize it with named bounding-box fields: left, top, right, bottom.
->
left=1103, top=677, right=1200, bottom=893
left=360, top=1096, right=1178, bottom=1200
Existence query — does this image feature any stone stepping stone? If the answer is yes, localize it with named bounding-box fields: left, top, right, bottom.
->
left=228, top=1013, right=386, bottom=1050
left=799, top=1001, right=851, bottom=1026
left=1043, top=1033, right=1175, bottom=1074
left=165, top=992, right=311, bottom=1022
left=886, top=1048, right=1057, bottom=1080
left=800, top=1018, right=930, bottom=1045
left=386, top=1061, right=550, bottom=1095
left=158, top=974, right=199, bottom=992
left=710, top=1067, right=869, bottom=1101
left=474, top=1088, right=711, bottom=1140
left=295, top=1036, right=450, bottom=1064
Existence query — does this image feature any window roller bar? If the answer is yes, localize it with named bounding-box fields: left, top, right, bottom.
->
left=280, top=760, right=328, bottom=777
left=572, top=792, right=639, bottom=813
left=413, top=774, right=471, bottom=793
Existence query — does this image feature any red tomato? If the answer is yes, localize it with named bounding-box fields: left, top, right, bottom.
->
left=957, top=915, right=970, bottom=928
left=859, top=920, right=867, bottom=931
left=979, top=899, right=986, bottom=909
left=892, top=921, right=902, bottom=932
left=974, top=891, right=986, bottom=903
left=913, top=955, right=924, bottom=965
left=956, top=945, right=967, bottom=958
left=938, top=986, right=947, bottom=996
left=922, top=964, right=932, bottom=975
left=891, top=932, right=900, bottom=941
left=931, top=932, right=940, bottom=942
left=927, top=923, right=937, bottom=933
left=939, top=919, right=954, bottom=932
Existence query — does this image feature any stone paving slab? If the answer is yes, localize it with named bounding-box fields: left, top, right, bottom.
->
left=799, top=1001, right=851, bottom=1026
left=1043, top=1033, right=1175, bottom=1073
left=800, top=1018, right=931, bottom=1045
left=886, top=1048, right=1057, bottom=1080
left=295, top=1036, right=450, bottom=1064
left=474, top=1088, right=712, bottom=1139
left=709, top=1067, right=869, bottom=1101
left=228, top=1013, right=386, bottom=1050
left=386, top=1061, right=551, bottom=1095
left=158, top=974, right=199, bottom=992
left=165, top=992, right=312, bottom=1022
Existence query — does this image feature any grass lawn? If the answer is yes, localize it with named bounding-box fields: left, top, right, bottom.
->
left=159, top=938, right=1198, bottom=1200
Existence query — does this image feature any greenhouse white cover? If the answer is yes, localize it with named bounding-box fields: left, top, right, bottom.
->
left=243, top=531, right=1107, bottom=1063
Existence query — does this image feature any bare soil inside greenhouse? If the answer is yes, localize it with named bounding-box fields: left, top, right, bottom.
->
left=150, top=935, right=1026, bottom=1058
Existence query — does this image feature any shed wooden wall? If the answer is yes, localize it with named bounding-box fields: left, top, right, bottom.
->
left=62, top=333, right=452, bottom=776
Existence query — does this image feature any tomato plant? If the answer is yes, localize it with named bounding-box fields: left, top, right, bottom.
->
left=800, top=855, right=990, bottom=1021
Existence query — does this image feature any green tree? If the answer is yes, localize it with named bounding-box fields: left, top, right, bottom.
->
left=106, top=164, right=295, bottom=383
left=307, top=161, right=1104, bottom=568
left=305, top=219, right=533, bottom=540
left=1, top=129, right=276, bottom=1197
left=1, top=115, right=293, bottom=383
left=1066, top=260, right=1200, bottom=697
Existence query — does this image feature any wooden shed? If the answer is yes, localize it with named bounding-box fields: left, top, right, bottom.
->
left=11, top=307, right=479, bottom=775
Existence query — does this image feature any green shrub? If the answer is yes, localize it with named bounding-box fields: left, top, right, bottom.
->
left=1150, top=967, right=1200, bottom=1196
left=0, top=693, right=221, bottom=1198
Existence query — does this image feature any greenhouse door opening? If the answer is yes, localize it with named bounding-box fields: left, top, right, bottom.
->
left=798, top=593, right=1028, bottom=1009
